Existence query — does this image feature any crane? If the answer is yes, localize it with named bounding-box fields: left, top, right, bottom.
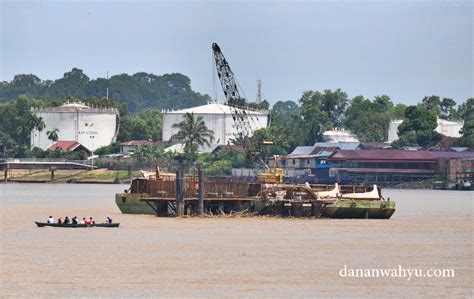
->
left=212, top=43, right=255, bottom=147
left=212, top=43, right=283, bottom=183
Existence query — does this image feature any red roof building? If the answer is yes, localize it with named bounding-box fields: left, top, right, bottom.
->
left=47, top=141, right=92, bottom=156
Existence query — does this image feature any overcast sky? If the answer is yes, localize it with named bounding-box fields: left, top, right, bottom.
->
left=1, top=0, right=472, bottom=105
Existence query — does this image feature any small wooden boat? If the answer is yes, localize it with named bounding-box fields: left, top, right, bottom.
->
left=35, top=221, right=119, bottom=228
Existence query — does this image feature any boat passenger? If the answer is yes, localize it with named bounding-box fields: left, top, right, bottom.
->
left=57, top=217, right=62, bottom=224
left=64, top=216, right=70, bottom=224
left=106, top=215, right=112, bottom=224
left=81, top=217, right=86, bottom=225
left=72, top=216, right=78, bottom=224
left=89, top=217, right=95, bottom=225
left=47, top=216, right=54, bottom=224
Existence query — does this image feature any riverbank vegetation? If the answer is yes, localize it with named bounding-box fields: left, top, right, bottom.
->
left=1, top=69, right=473, bottom=160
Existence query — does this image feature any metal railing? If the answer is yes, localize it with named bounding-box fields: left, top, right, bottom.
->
left=2, top=158, right=94, bottom=165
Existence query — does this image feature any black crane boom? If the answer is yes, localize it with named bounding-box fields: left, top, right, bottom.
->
left=212, top=43, right=254, bottom=145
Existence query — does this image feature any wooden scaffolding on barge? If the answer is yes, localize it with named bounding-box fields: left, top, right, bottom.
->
left=130, top=173, right=258, bottom=216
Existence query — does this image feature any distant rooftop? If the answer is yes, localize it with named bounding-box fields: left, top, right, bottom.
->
left=314, top=142, right=361, bottom=150
left=119, top=140, right=155, bottom=147
left=287, top=146, right=315, bottom=157
left=162, top=102, right=268, bottom=115
left=286, top=142, right=360, bottom=158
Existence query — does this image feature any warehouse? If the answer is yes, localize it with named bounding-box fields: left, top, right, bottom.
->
left=326, top=150, right=438, bottom=184
left=162, top=102, right=269, bottom=145
left=30, top=102, right=119, bottom=152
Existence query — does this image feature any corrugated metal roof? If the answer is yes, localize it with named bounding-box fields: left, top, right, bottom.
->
left=163, top=103, right=268, bottom=115
left=288, top=146, right=315, bottom=156
left=429, top=151, right=474, bottom=159
left=313, top=142, right=361, bottom=150
left=328, top=150, right=437, bottom=162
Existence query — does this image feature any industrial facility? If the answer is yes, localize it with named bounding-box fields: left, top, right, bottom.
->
left=31, top=102, right=119, bottom=152
left=161, top=102, right=269, bottom=145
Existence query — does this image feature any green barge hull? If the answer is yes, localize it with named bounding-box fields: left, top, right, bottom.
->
left=116, top=193, right=156, bottom=215
left=321, top=200, right=396, bottom=219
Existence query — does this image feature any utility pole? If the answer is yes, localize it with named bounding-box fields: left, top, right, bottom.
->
left=106, top=71, right=109, bottom=100
left=256, top=79, right=262, bottom=104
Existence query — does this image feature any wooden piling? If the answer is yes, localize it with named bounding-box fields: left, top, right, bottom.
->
left=50, top=167, right=56, bottom=181
left=198, top=168, right=204, bottom=216
left=175, top=170, right=184, bottom=217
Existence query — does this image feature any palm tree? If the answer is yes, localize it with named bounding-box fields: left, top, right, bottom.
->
left=171, top=112, right=214, bottom=162
left=33, top=116, right=45, bottom=132
left=46, top=128, right=60, bottom=143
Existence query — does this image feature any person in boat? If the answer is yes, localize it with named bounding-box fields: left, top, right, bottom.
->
left=80, top=217, right=86, bottom=225
left=71, top=216, right=78, bottom=224
left=63, top=216, right=70, bottom=224
left=57, top=217, right=62, bottom=224
left=47, top=216, right=54, bottom=224
left=106, top=215, right=112, bottom=224
left=84, top=217, right=93, bottom=225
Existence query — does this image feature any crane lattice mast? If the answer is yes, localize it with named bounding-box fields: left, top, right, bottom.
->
left=212, top=43, right=254, bottom=145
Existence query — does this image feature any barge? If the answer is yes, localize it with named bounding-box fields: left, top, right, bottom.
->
left=116, top=176, right=395, bottom=219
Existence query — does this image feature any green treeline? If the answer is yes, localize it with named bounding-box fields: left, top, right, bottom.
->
left=0, top=69, right=473, bottom=158
left=0, top=68, right=210, bottom=113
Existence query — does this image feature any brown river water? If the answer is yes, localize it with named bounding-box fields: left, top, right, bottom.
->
left=0, top=183, right=472, bottom=298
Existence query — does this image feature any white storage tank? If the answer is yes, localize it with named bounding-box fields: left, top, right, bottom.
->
left=30, top=102, right=119, bottom=152
left=162, top=102, right=269, bottom=145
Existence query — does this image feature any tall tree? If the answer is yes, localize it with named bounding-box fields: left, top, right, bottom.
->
left=272, top=100, right=299, bottom=122
left=48, top=68, right=90, bottom=99
left=117, top=109, right=163, bottom=142
left=170, top=112, right=214, bottom=162
left=299, top=89, right=349, bottom=127
left=298, top=89, right=349, bottom=144
left=392, top=105, right=441, bottom=148
left=454, top=98, right=474, bottom=149
left=421, top=95, right=441, bottom=117
left=344, top=95, right=393, bottom=142
left=440, top=98, right=457, bottom=120
left=388, top=103, right=407, bottom=120
left=0, top=96, right=46, bottom=157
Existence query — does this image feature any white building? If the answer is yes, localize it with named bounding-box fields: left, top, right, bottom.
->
left=162, top=102, right=269, bottom=145
left=388, top=118, right=464, bottom=143
left=31, top=102, right=119, bottom=151
left=323, top=128, right=359, bottom=143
